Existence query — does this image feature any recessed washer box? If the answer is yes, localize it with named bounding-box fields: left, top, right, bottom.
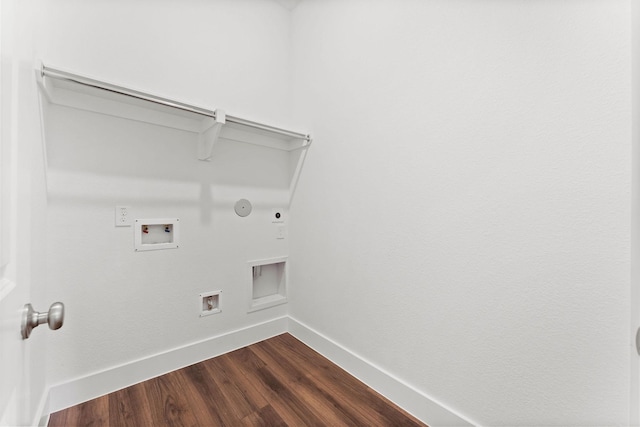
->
left=134, top=218, right=180, bottom=251
left=200, top=290, right=222, bottom=317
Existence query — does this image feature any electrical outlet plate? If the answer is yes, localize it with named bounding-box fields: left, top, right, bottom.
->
left=115, top=206, right=131, bottom=226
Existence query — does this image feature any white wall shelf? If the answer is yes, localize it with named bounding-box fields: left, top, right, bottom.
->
left=36, top=62, right=311, bottom=160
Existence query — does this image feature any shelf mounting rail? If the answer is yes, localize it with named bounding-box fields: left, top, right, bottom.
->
left=39, top=63, right=311, bottom=160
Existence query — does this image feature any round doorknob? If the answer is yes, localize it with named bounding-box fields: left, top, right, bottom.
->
left=21, top=302, right=65, bottom=339
left=47, top=302, right=65, bottom=330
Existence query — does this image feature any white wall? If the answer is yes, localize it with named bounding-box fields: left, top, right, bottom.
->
left=290, top=1, right=631, bottom=425
left=33, top=0, right=297, bottom=391
left=6, top=1, right=633, bottom=424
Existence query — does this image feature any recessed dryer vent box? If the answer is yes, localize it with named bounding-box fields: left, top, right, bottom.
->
left=248, top=256, right=287, bottom=313
left=134, top=218, right=180, bottom=251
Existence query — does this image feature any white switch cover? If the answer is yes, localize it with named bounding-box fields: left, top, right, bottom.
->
left=276, top=225, right=286, bottom=239
left=115, top=206, right=131, bottom=226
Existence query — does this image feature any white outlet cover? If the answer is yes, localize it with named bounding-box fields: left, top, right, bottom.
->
left=115, top=206, right=131, bottom=227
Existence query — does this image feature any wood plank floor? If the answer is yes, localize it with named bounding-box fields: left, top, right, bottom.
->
left=48, top=333, right=427, bottom=426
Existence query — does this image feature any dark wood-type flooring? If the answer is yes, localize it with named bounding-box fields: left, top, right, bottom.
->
left=48, top=333, right=427, bottom=426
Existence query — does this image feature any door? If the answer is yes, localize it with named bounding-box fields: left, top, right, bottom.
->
left=0, top=0, right=31, bottom=423
left=0, top=1, right=49, bottom=425
left=634, top=1, right=640, bottom=425
left=0, top=1, right=32, bottom=424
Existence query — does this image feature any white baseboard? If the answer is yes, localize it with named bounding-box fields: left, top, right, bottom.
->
left=46, top=315, right=476, bottom=427
left=35, top=390, right=50, bottom=427
left=287, top=316, right=477, bottom=427
left=47, top=316, right=288, bottom=414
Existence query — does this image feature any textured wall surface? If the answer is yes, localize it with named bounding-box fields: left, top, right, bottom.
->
left=6, top=0, right=634, bottom=425
left=36, top=0, right=296, bottom=387
left=289, top=1, right=631, bottom=425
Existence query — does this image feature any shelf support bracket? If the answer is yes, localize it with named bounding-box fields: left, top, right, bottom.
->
left=197, top=109, right=226, bottom=161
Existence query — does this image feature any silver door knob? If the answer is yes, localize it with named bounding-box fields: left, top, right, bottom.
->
left=21, top=302, right=65, bottom=339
